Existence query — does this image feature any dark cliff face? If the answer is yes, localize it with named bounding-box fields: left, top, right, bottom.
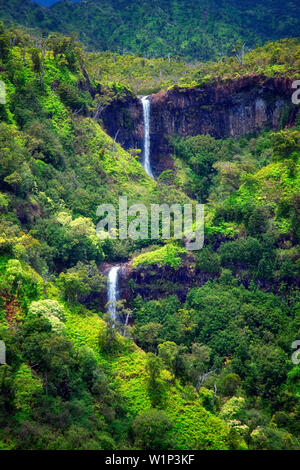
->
left=150, top=76, right=296, bottom=172
left=101, top=76, right=297, bottom=176
left=101, top=94, right=144, bottom=151
left=117, top=260, right=217, bottom=303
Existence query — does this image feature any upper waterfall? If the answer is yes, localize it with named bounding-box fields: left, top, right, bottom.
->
left=141, top=96, right=154, bottom=179
left=107, top=266, right=120, bottom=322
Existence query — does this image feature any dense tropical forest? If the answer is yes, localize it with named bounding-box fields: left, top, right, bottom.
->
left=1, top=0, right=300, bottom=61
left=0, top=0, right=299, bottom=452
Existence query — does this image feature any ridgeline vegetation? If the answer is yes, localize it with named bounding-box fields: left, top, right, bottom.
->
left=1, top=0, right=300, bottom=62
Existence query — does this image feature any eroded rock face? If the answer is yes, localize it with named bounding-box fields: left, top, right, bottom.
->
left=101, top=76, right=297, bottom=176
left=116, top=255, right=217, bottom=303
left=128, top=264, right=214, bottom=302
left=150, top=76, right=296, bottom=173
left=101, top=94, right=144, bottom=150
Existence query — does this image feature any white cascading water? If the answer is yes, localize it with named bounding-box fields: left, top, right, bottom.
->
left=141, top=96, right=154, bottom=179
left=107, top=266, right=120, bottom=322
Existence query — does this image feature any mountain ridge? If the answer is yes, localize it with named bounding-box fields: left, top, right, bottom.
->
left=0, top=0, right=299, bottom=61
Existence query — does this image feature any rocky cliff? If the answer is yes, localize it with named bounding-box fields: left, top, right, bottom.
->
left=101, top=93, right=144, bottom=151
left=115, top=258, right=217, bottom=303
left=101, top=76, right=297, bottom=176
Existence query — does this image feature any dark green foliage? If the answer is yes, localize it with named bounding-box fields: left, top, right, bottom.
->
left=219, top=237, right=262, bottom=271
left=218, top=373, right=241, bottom=397
left=2, top=1, right=300, bottom=62
left=146, top=353, right=166, bottom=407
left=171, top=134, right=220, bottom=201
left=56, top=82, right=90, bottom=114
left=133, top=408, right=174, bottom=450
left=0, top=322, right=120, bottom=449
left=57, top=261, right=105, bottom=305
left=195, top=248, right=221, bottom=275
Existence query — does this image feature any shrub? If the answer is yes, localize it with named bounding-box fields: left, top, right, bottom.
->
left=132, top=244, right=186, bottom=270
left=195, top=248, right=221, bottom=274
left=28, top=299, right=66, bottom=322
left=28, top=299, right=66, bottom=334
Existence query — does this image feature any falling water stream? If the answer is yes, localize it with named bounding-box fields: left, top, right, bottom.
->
left=141, top=96, right=154, bottom=179
left=107, top=266, right=120, bottom=322
left=106, top=98, right=153, bottom=324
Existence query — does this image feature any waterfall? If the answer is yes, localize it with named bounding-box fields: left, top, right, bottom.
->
left=107, top=266, right=120, bottom=322
left=141, top=96, right=154, bottom=179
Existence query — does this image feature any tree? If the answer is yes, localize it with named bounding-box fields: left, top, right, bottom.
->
left=196, top=248, right=221, bottom=274
left=13, top=364, right=43, bottom=421
left=29, top=299, right=65, bottom=322
left=219, top=237, right=262, bottom=271
left=0, top=123, right=28, bottom=181
left=26, top=120, right=65, bottom=167
left=22, top=334, right=75, bottom=397
left=2, top=259, right=38, bottom=297
left=272, top=130, right=300, bottom=161
left=158, top=341, right=179, bottom=378
left=246, top=207, right=269, bottom=235
left=182, top=343, right=211, bottom=384
left=58, top=270, right=89, bottom=303
left=0, top=25, right=10, bottom=61
left=128, top=148, right=141, bottom=162
left=31, top=48, right=42, bottom=81
left=134, top=322, right=163, bottom=352
left=133, top=408, right=174, bottom=449
left=196, top=369, right=217, bottom=393
left=146, top=352, right=164, bottom=406
left=98, top=313, right=120, bottom=354
left=243, top=344, right=288, bottom=401
left=28, top=299, right=66, bottom=335
left=219, top=373, right=241, bottom=397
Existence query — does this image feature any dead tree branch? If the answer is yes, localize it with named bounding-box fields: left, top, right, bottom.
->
left=196, top=369, right=217, bottom=392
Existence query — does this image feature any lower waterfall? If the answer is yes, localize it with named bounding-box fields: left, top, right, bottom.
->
left=107, top=266, right=120, bottom=322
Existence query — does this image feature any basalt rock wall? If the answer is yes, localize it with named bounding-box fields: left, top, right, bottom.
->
left=101, top=76, right=297, bottom=176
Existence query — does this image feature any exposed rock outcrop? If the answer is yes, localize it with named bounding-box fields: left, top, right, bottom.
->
left=115, top=256, right=217, bottom=303
left=101, top=75, right=298, bottom=176
left=101, top=94, right=144, bottom=150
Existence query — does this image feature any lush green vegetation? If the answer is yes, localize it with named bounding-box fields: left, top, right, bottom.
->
left=1, top=0, right=300, bottom=63
left=0, top=24, right=234, bottom=451
left=84, top=37, right=300, bottom=94
left=130, top=126, right=300, bottom=445
left=0, top=18, right=299, bottom=451
left=132, top=244, right=187, bottom=270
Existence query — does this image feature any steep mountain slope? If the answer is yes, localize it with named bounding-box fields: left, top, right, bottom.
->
left=0, top=24, right=299, bottom=451
left=0, top=25, right=234, bottom=451
left=1, top=0, right=300, bottom=60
